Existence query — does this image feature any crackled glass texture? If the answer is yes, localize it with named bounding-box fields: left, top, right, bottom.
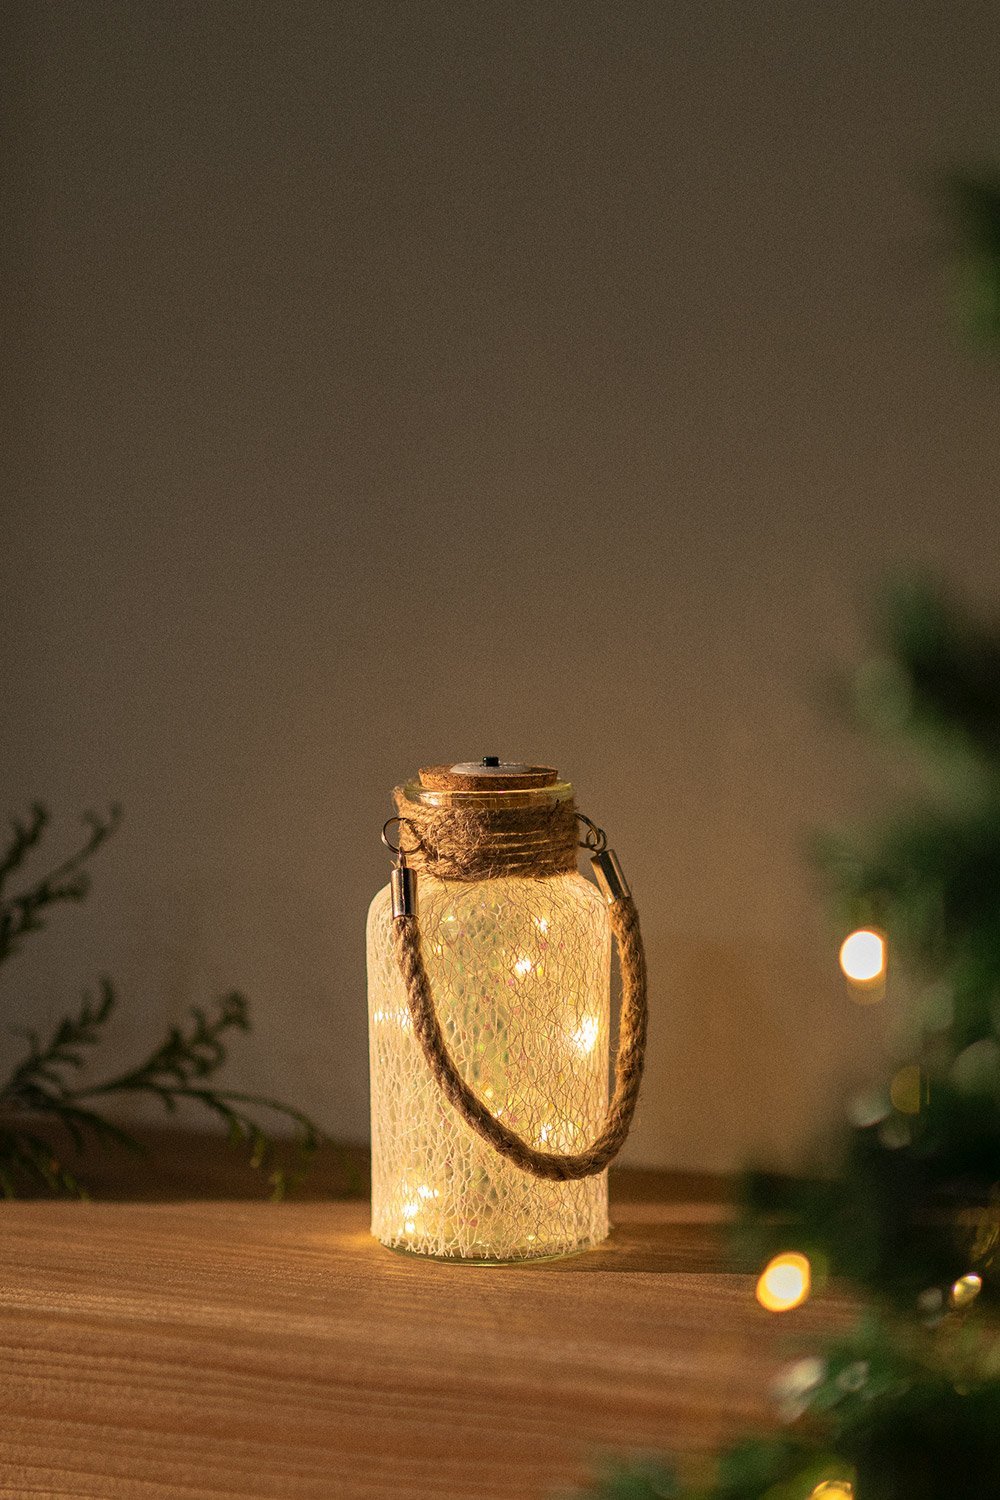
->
left=367, top=869, right=611, bottom=1261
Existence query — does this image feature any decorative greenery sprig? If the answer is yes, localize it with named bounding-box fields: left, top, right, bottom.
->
left=0, top=804, right=326, bottom=1200
left=0, top=802, right=120, bottom=966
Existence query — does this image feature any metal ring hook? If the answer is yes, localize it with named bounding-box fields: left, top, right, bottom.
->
left=575, top=812, right=608, bottom=854
left=382, top=816, right=420, bottom=861
left=381, top=816, right=403, bottom=856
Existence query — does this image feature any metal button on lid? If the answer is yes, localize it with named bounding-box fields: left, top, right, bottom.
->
left=418, top=760, right=559, bottom=791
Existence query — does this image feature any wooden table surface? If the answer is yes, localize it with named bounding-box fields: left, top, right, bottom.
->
left=0, top=1141, right=852, bottom=1500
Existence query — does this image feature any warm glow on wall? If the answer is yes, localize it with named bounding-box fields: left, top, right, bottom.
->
left=756, top=1251, right=811, bottom=1311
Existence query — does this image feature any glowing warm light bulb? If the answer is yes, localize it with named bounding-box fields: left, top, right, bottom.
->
left=570, top=1016, right=600, bottom=1054
left=756, top=1251, right=811, bottom=1312
left=810, top=1483, right=853, bottom=1499
left=839, top=929, right=886, bottom=983
left=950, top=1272, right=983, bottom=1309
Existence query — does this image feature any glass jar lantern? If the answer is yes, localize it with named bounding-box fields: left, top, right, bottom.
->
left=367, top=759, right=646, bottom=1264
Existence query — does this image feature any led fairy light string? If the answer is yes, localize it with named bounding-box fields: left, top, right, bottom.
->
left=383, top=779, right=648, bottom=1183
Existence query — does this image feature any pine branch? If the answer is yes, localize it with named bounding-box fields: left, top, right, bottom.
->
left=0, top=803, right=332, bottom=1201
left=0, top=803, right=47, bottom=893
left=2, top=980, right=116, bottom=1100
left=0, top=1126, right=87, bottom=1199
left=0, top=804, right=121, bottom=966
left=77, top=989, right=249, bottom=1098
left=0, top=983, right=329, bottom=1201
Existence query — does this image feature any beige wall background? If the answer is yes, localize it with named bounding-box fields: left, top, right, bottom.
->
left=3, top=1, right=1000, bottom=1173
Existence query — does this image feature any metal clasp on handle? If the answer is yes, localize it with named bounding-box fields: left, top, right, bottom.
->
left=577, top=812, right=631, bottom=905
left=591, top=847, right=630, bottom=904
left=383, top=816, right=419, bottom=918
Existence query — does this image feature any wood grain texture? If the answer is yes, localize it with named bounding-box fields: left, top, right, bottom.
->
left=0, top=1177, right=853, bottom=1500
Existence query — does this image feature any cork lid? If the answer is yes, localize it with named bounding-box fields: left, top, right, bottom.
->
left=418, top=758, right=559, bottom=792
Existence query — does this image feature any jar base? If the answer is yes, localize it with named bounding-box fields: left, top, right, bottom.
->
left=375, top=1230, right=608, bottom=1265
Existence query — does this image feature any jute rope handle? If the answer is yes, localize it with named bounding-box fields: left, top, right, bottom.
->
left=387, top=815, right=648, bottom=1183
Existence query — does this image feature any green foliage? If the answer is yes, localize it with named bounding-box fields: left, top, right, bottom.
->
left=946, top=174, right=1000, bottom=346
left=577, top=580, right=1000, bottom=1497
left=0, top=803, right=120, bottom=965
left=736, top=579, right=1000, bottom=1301
left=577, top=583, right=1000, bottom=1497
left=0, top=804, right=326, bottom=1199
left=564, top=1457, right=679, bottom=1499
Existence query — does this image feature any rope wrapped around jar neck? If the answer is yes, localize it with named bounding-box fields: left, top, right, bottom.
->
left=391, top=784, right=578, bottom=881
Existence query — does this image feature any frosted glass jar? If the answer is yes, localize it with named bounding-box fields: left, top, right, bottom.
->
left=367, top=773, right=611, bottom=1263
